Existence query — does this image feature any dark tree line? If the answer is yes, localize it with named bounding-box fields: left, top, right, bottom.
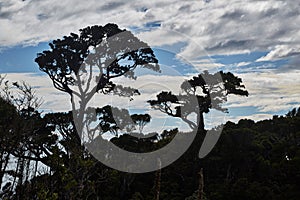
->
left=1, top=83, right=299, bottom=199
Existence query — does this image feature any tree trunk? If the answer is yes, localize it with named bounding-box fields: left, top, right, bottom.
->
left=154, top=159, right=162, bottom=200
left=0, top=152, right=11, bottom=189
left=154, top=169, right=161, bottom=200
left=226, top=164, right=232, bottom=183
left=198, top=113, right=205, bottom=131
left=198, top=168, right=204, bottom=200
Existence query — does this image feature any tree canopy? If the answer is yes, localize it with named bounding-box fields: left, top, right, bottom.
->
left=35, top=23, right=159, bottom=99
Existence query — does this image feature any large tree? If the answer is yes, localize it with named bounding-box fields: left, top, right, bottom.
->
left=35, top=23, right=159, bottom=139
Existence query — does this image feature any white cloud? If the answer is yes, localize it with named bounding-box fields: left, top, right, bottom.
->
left=256, top=45, right=300, bottom=62
left=236, top=62, right=251, bottom=67
left=137, top=28, right=184, bottom=47
left=2, top=73, right=71, bottom=112
left=227, top=113, right=274, bottom=123
left=226, top=70, right=300, bottom=115
left=192, top=60, right=225, bottom=71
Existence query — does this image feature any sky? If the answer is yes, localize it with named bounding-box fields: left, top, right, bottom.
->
left=0, top=0, right=300, bottom=133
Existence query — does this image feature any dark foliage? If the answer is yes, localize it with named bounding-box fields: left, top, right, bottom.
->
left=1, top=93, right=299, bottom=199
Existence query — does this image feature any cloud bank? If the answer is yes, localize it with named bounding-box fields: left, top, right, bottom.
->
left=0, top=0, right=299, bottom=62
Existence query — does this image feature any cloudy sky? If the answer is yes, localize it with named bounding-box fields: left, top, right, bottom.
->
left=0, top=0, right=300, bottom=132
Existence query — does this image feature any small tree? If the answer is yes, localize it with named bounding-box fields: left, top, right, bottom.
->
left=94, top=105, right=133, bottom=137
left=286, top=107, right=300, bottom=117
left=131, top=114, right=151, bottom=134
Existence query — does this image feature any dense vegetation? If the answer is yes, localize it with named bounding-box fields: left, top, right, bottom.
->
left=0, top=81, right=299, bottom=199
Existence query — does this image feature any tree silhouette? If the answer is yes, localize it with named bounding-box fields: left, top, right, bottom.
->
left=0, top=80, right=56, bottom=196
left=35, top=23, right=159, bottom=139
left=131, top=114, right=151, bottom=134
left=286, top=107, right=300, bottom=117
left=148, top=70, right=249, bottom=131
left=0, top=97, right=18, bottom=189
left=93, top=105, right=133, bottom=137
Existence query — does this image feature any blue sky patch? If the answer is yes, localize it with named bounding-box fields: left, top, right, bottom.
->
left=0, top=42, right=50, bottom=73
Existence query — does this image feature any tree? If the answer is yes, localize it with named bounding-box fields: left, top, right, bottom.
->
left=0, top=97, right=18, bottom=189
left=94, top=105, right=134, bottom=137
left=35, top=23, right=159, bottom=140
left=0, top=79, right=56, bottom=196
left=286, top=107, right=300, bottom=117
left=147, top=70, right=248, bottom=199
left=148, top=70, right=248, bottom=131
left=131, top=114, right=151, bottom=134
